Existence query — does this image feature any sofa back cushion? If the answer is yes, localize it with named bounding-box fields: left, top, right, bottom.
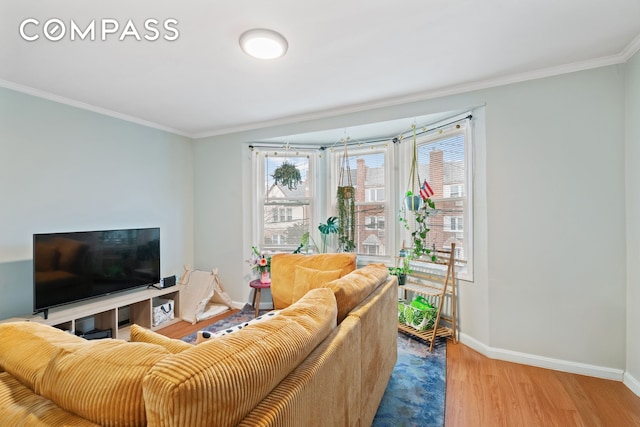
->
left=0, top=321, right=85, bottom=391
left=324, top=263, right=389, bottom=323
left=38, top=339, right=170, bottom=427
left=143, top=287, right=338, bottom=427
left=270, top=253, right=356, bottom=308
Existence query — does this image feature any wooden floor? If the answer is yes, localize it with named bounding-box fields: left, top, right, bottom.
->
left=156, top=314, right=640, bottom=427
left=445, top=341, right=640, bottom=427
left=156, top=308, right=239, bottom=339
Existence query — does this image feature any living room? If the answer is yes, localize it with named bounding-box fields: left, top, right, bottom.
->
left=1, top=1, right=640, bottom=424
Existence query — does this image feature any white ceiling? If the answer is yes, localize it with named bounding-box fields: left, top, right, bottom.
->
left=1, top=1, right=639, bottom=139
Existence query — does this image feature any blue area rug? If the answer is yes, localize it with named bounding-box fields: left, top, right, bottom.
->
left=373, top=333, right=446, bottom=427
left=181, top=305, right=446, bottom=427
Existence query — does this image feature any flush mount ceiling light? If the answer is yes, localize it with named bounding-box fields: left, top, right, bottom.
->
left=239, top=29, right=288, bottom=60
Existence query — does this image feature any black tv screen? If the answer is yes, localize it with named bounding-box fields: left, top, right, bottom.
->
left=33, top=227, right=160, bottom=314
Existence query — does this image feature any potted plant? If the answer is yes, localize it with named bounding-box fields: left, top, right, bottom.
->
left=403, top=124, right=422, bottom=212
left=246, top=246, right=271, bottom=283
left=389, top=255, right=412, bottom=286
left=399, top=199, right=437, bottom=261
left=337, top=186, right=355, bottom=252
left=272, top=161, right=302, bottom=190
left=318, top=216, right=339, bottom=253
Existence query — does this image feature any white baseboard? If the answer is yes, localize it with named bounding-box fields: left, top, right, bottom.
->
left=458, top=333, right=625, bottom=382
left=624, top=372, right=640, bottom=397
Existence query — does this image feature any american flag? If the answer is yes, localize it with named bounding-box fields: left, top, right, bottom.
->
left=419, top=179, right=434, bottom=200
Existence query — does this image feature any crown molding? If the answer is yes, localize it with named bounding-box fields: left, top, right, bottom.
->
left=0, top=79, right=192, bottom=138
left=622, top=33, right=640, bottom=62
left=4, top=32, right=639, bottom=140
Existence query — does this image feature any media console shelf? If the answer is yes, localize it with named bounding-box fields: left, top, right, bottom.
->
left=4, top=287, right=180, bottom=341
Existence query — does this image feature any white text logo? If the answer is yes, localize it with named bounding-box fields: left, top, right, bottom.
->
left=19, top=18, right=179, bottom=42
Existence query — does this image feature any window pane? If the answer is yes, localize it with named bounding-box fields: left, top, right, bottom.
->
left=262, top=155, right=311, bottom=253
left=414, top=132, right=467, bottom=266
left=343, top=151, right=388, bottom=257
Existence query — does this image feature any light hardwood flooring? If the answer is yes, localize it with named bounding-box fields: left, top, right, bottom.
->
left=156, top=308, right=239, bottom=339
left=157, top=315, right=640, bottom=426
left=445, top=341, right=640, bottom=427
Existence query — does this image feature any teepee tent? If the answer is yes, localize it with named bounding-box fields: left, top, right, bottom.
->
left=178, top=266, right=238, bottom=324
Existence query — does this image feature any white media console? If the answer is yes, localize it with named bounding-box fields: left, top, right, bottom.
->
left=2, top=286, right=180, bottom=341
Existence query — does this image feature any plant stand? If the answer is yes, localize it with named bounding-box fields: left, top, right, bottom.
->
left=398, top=244, right=458, bottom=352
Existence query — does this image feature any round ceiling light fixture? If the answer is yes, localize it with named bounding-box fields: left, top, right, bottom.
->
left=239, top=28, right=288, bottom=60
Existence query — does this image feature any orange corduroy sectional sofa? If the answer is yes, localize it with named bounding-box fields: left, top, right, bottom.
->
left=0, top=253, right=398, bottom=426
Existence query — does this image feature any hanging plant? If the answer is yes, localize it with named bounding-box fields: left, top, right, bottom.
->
left=398, top=124, right=436, bottom=261
left=272, top=161, right=302, bottom=190
left=337, top=187, right=356, bottom=252
left=337, top=140, right=356, bottom=252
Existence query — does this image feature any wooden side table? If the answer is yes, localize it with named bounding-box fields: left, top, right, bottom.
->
left=249, top=279, right=272, bottom=317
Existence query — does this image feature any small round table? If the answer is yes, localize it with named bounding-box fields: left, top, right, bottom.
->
left=249, top=279, right=271, bottom=317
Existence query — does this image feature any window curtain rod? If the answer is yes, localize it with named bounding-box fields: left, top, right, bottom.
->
left=247, top=113, right=472, bottom=152
left=248, top=144, right=321, bottom=152
left=319, top=113, right=473, bottom=150
left=389, top=114, right=473, bottom=145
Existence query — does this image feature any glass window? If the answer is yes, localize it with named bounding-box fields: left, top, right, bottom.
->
left=258, top=155, right=314, bottom=253
left=333, top=149, right=389, bottom=258
left=401, top=122, right=473, bottom=280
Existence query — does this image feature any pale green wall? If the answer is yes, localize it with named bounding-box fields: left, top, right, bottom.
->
left=194, top=64, right=627, bottom=373
left=625, top=49, right=640, bottom=390
left=0, top=87, right=194, bottom=319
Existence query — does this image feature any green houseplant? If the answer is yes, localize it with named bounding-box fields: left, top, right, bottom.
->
left=399, top=124, right=436, bottom=261
left=336, top=143, right=356, bottom=252
left=318, top=216, right=339, bottom=253
left=272, top=161, right=302, bottom=190
left=388, top=255, right=412, bottom=286
left=337, top=186, right=356, bottom=252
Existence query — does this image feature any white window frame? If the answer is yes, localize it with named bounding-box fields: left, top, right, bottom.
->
left=398, top=115, right=474, bottom=281
left=329, top=145, right=395, bottom=265
left=252, top=151, right=319, bottom=254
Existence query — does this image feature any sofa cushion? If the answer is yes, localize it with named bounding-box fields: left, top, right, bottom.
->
left=324, top=263, right=390, bottom=323
left=143, top=287, right=338, bottom=427
left=38, top=339, right=170, bottom=427
left=0, top=371, right=100, bottom=426
left=270, top=253, right=356, bottom=308
left=129, top=324, right=193, bottom=353
left=0, top=322, right=85, bottom=391
left=292, top=266, right=343, bottom=302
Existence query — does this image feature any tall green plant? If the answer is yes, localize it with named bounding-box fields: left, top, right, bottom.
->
left=318, top=216, right=339, bottom=253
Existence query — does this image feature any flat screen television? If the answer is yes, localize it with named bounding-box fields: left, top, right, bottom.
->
left=33, top=227, right=160, bottom=316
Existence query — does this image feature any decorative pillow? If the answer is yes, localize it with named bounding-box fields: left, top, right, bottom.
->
left=292, top=266, right=343, bottom=302
left=196, top=310, right=281, bottom=344
left=324, top=263, right=389, bottom=323
left=129, top=324, right=193, bottom=353
left=270, top=253, right=356, bottom=309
